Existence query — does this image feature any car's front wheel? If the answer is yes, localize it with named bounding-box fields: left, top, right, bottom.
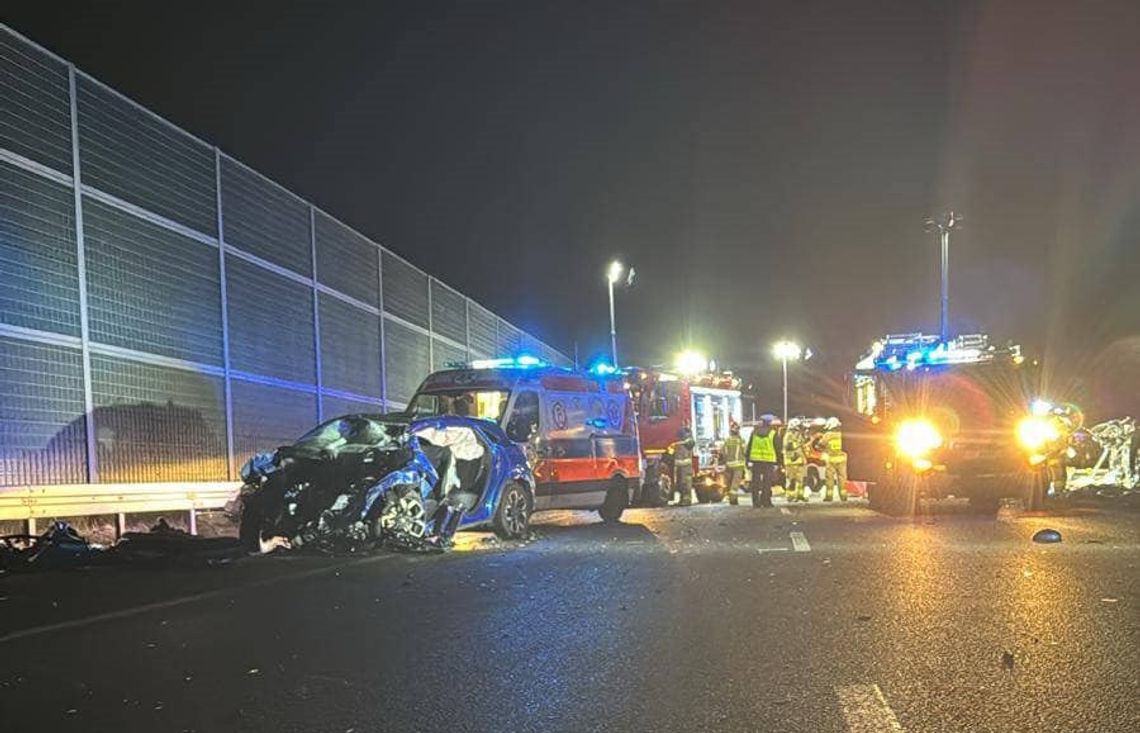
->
left=493, top=481, right=533, bottom=540
left=373, top=485, right=428, bottom=541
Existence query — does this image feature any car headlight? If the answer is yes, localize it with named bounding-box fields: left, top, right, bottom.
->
left=1017, top=416, right=1059, bottom=452
left=895, top=419, right=942, bottom=459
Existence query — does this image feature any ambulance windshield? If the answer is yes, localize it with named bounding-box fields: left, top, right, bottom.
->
left=407, top=389, right=511, bottom=424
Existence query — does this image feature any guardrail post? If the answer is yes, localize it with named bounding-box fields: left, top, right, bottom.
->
left=188, top=508, right=198, bottom=536
left=116, top=512, right=127, bottom=538
left=26, top=517, right=37, bottom=536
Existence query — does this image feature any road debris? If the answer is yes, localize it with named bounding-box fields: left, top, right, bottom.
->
left=1032, top=528, right=1063, bottom=543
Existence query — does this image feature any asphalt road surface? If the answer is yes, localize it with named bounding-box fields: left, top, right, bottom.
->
left=2, top=495, right=1137, bottom=732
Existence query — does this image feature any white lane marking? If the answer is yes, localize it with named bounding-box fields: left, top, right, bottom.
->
left=780, top=507, right=791, bottom=515
left=0, top=554, right=394, bottom=646
left=757, top=547, right=790, bottom=553
left=790, top=531, right=811, bottom=552
left=836, top=684, right=905, bottom=732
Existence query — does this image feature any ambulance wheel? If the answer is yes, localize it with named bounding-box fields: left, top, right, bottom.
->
left=804, top=466, right=821, bottom=493
left=599, top=478, right=628, bottom=523
left=493, top=481, right=533, bottom=540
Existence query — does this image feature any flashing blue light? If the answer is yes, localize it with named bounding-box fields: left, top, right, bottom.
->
left=588, top=359, right=618, bottom=376
left=470, top=356, right=548, bottom=370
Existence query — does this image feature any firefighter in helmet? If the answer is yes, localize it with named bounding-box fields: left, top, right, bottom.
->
left=669, top=427, right=696, bottom=507
left=818, top=417, right=848, bottom=501
left=720, top=421, right=746, bottom=506
left=745, top=415, right=780, bottom=508
left=782, top=418, right=808, bottom=502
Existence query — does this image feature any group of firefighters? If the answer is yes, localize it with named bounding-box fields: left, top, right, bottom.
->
left=668, top=416, right=848, bottom=507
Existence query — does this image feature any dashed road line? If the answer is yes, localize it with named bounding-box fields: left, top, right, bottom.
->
left=836, top=684, right=905, bottom=732
left=780, top=507, right=792, bottom=515
left=790, top=531, right=811, bottom=552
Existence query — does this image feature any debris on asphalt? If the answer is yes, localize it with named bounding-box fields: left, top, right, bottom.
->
left=855, top=614, right=872, bottom=622
left=0, top=521, right=105, bottom=571
left=1100, top=597, right=1119, bottom=603
left=1032, top=528, right=1063, bottom=543
left=1001, top=650, right=1015, bottom=672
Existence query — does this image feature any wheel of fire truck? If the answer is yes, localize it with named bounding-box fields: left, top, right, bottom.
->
left=599, top=477, right=629, bottom=523
left=492, top=481, right=533, bottom=540
left=646, top=472, right=672, bottom=507
left=373, top=485, right=428, bottom=541
left=867, top=470, right=916, bottom=516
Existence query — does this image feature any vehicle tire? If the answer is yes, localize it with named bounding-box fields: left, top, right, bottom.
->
left=599, top=477, right=628, bottom=523
left=868, top=471, right=913, bottom=516
left=492, top=481, right=533, bottom=540
left=805, top=467, right=820, bottom=494
left=648, top=473, right=672, bottom=507
left=372, top=484, right=428, bottom=541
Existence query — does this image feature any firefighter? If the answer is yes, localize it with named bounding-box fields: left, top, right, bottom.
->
left=782, top=419, right=807, bottom=502
left=720, top=422, right=746, bottom=506
left=745, top=415, right=780, bottom=508
left=819, top=417, right=848, bottom=501
left=669, top=427, right=696, bottom=507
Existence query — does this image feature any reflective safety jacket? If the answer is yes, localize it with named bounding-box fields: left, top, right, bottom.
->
left=722, top=435, right=746, bottom=468
left=669, top=438, right=695, bottom=468
left=782, top=430, right=806, bottom=466
left=747, top=430, right=778, bottom=464
left=819, top=429, right=846, bottom=462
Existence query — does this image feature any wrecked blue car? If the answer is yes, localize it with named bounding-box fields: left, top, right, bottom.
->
left=238, top=414, right=535, bottom=552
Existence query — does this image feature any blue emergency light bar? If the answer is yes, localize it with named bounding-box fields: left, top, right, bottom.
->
left=856, top=333, right=1022, bottom=372
left=465, top=355, right=547, bottom=370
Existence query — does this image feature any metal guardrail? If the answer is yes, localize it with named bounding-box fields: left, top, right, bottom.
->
left=0, top=482, right=241, bottom=535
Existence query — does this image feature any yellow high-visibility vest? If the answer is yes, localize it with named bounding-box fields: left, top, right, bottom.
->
left=749, top=431, right=777, bottom=463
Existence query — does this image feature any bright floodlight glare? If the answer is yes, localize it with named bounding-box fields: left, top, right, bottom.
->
left=895, top=419, right=943, bottom=458
left=772, top=340, right=802, bottom=361
left=607, top=261, right=624, bottom=284
left=1017, top=416, right=1060, bottom=451
left=675, top=350, right=707, bottom=376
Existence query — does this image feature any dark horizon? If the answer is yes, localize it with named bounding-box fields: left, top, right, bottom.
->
left=6, top=0, right=1138, bottom=416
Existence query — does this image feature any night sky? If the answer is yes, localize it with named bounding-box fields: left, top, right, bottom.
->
left=7, top=1, right=1139, bottom=416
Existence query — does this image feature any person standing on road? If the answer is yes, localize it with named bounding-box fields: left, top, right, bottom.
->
left=720, top=422, right=746, bottom=506
left=782, top=420, right=807, bottom=503
left=818, top=417, right=848, bottom=502
left=669, top=427, right=696, bottom=507
left=745, top=415, right=779, bottom=508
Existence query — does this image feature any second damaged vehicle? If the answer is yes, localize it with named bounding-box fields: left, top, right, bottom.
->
left=237, top=414, right=535, bottom=552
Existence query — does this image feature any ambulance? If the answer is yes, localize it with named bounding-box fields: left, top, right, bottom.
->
left=406, top=358, right=639, bottom=521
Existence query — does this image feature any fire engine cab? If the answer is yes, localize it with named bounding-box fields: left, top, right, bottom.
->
left=626, top=369, right=743, bottom=505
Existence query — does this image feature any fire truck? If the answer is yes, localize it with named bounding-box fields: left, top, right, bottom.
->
left=625, top=369, right=744, bottom=505
left=849, top=333, right=1048, bottom=513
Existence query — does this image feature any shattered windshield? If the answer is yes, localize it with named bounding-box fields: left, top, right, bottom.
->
left=407, top=390, right=510, bottom=424
left=294, top=416, right=402, bottom=451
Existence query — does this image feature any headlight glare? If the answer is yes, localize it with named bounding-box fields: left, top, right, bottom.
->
left=895, top=419, right=942, bottom=459
left=1017, top=416, right=1059, bottom=452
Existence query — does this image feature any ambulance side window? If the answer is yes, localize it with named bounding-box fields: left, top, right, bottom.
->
left=507, top=391, right=540, bottom=442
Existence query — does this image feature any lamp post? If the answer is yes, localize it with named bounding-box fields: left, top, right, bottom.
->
left=924, top=211, right=961, bottom=343
left=606, top=261, right=623, bottom=367
left=772, top=340, right=803, bottom=424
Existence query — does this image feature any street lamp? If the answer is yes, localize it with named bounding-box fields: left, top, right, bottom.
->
left=606, top=260, right=625, bottom=368
left=772, top=340, right=803, bottom=424
left=924, top=211, right=961, bottom=343
left=675, top=350, right=707, bottom=376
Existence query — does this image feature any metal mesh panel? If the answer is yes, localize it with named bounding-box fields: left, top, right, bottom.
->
left=220, top=156, right=310, bottom=275
left=0, top=337, right=87, bottom=486
left=319, top=293, right=381, bottom=397
left=315, top=212, right=378, bottom=306
left=432, top=338, right=467, bottom=372
left=0, top=160, right=79, bottom=336
left=225, top=255, right=315, bottom=384
left=430, top=280, right=466, bottom=345
left=90, top=354, right=227, bottom=482
left=322, top=395, right=385, bottom=420
left=381, top=251, right=428, bottom=327
left=77, top=76, right=216, bottom=235
left=0, top=29, right=73, bottom=174
left=83, top=196, right=222, bottom=364
left=497, top=319, right=523, bottom=356
left=231, top=380, right=316, bottom=468
left=383, top=319, right=430, bottom=406
left=467, top=302, right=497, bottom=357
